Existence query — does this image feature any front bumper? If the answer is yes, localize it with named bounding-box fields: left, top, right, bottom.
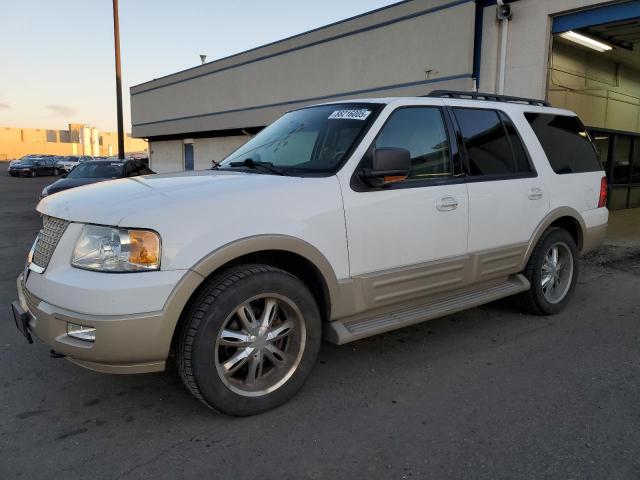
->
left=9, top=169, right=32, bottom=176
left=16, top=272, right=172, bottom=374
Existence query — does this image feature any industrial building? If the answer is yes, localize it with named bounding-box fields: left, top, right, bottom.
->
left=0, top=123, right=148, bottom=160
left=130, top=0, right=640, bottom=209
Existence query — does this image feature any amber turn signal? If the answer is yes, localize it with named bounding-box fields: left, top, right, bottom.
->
left=128, top=230, right=160, bottom=267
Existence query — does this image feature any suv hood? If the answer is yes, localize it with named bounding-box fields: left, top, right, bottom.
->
left=37, top=170, right=317, bottom=226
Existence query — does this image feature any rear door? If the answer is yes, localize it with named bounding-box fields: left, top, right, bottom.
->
left=449, top=106, right=549, bottom=255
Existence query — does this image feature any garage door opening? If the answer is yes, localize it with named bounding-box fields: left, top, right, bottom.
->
left=549, top=2, right=640, bottom=209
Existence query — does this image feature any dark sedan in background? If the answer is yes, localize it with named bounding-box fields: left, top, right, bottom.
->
left=40, top=159, right=155, bottom=198
left=8, top=157, right=60, bottom=177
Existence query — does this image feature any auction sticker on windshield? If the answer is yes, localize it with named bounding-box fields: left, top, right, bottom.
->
left=328, top=109, right=371, bottom=120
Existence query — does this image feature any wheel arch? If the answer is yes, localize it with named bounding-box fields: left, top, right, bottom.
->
left=160, top=235, right=340, bottom=358
left=522, top=207, right=586, bottom=268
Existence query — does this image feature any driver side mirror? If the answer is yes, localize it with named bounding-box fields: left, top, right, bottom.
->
left=360, top=148, right=411, bottom=187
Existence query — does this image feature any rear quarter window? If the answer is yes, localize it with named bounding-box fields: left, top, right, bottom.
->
left=524, top=113, right=602, bottom=174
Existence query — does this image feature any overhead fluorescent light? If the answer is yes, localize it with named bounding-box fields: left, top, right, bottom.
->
left=559, top=30, right=613, bottom=52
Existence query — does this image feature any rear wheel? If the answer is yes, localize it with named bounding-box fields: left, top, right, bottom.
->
left=30, top=170, right=37, bottom=177
left=520, top=228, right=578, bottom=315
left=53, top=168, right=59, bottom=176
left=177, top=264, right=321, bottom=416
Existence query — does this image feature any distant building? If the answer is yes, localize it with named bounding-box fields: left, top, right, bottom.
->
left=0, top=124, right=148, bottom=160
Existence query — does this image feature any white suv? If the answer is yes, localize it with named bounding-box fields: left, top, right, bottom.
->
left=13, top=92, right=608, bottom=415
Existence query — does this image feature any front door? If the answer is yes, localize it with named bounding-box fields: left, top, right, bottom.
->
left=341, top=106, right=469, bottom=283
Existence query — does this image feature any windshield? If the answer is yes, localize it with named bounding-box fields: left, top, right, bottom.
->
left=67, top=162, right=123, bottom=179
left=219, top=103, right=381, bottom=173
left=20, top=158, right=37, bottom=165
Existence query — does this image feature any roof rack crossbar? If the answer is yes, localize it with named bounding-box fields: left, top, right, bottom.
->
left=426, top=90, right=550, bottom=107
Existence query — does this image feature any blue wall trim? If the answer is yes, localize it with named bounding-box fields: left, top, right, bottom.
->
left=552, top=0, right=640, bottom=33
left=132, top=0, right=473, bottom=96
left=472, top=1, right=497, bottom=82
left=133, top=73, right=472, bottom=128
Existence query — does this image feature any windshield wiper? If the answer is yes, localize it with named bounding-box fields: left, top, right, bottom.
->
left=227, top=158, right=288, bottom=176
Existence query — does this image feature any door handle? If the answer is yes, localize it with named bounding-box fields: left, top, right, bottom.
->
left=436, top=196, right=458, bottom=211
left=528, top=187, right=543, bottom=200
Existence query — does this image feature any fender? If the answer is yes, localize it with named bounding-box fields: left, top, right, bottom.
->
left=520, top=206, right=587, bottom=269
left=190, top=234, right=341, bottom=306
left=155, top=235, right=342, bottom=358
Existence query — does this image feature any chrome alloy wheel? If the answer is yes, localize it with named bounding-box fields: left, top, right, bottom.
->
left=541, top=242, right=574, bottom=304
left=214, top=294, right=306, bottom=397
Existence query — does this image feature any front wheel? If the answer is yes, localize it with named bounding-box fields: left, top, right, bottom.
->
left=520, top=228, right=579, bottom=315
left=177, top=264, right=321, bottom=416
left=53, top=168, right=59, bottom=176
left=30, top=170, right=37, bottom=177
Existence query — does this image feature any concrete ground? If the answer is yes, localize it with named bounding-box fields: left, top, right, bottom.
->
left=0, top=173, right=639, bottom=480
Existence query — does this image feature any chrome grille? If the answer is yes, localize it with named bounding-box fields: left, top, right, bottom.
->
left=32, top=215, right=68, bottom=270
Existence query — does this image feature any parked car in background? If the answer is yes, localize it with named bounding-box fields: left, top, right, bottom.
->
left=7, top=159, right=21, bottom=170
left=51, top=156, right=65, bottom=167
left=56, top=156, right=81, bottom=172
left=40, top=159, right=154, bottom=197
left=8, top=156, right=60, bottom=177
left=7, top=154, right=40, bottom=173
left=56, top=155, right=93, bottom=172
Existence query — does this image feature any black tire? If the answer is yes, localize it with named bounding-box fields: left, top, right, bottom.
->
left=520, top=228, right=579, bottom=315
left=53, top=168, right=59, bottom=176
left=30, top=170, right=36, bottom=177
left=177, top=264, right=322, bottom=416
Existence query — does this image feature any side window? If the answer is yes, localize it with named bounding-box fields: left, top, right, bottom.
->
left=524, top=113, right=602, bottom=174
left=453, top=108, right=530, bottom=176
left=499, top=112, right=531, bottom=174
left=373, top=107, right=451, bottom=182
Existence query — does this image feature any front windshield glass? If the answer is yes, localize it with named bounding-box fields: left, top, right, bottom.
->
left=219, top=103, right=381, bottom=173
left=67, top=162, right=123, bottom=179
left=20, top=158, right=37, bottom=165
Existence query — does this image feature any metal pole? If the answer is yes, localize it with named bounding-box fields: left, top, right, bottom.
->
left=497, top=16, right=509, bottom=95
left=112, top=0, right=125, bottom=159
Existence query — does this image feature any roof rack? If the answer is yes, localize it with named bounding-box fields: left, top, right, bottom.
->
left=427, top=90, right=550, bottom=107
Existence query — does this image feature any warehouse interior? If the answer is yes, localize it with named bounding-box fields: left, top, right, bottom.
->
left=549, top=3, right=640, bottom=209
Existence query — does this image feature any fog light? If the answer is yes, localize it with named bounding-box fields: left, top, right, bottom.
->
left=67, top=323, right=96, bottom=342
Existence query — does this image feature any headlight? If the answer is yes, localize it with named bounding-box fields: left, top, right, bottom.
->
left=72, top=225, right=161, bottom=272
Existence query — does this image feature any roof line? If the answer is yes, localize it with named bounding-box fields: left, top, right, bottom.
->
left=132, top=73, right=472, bottom=127
left=131, top=0, right=472, bottom=95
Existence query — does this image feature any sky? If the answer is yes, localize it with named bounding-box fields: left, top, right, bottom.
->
left=1, top=0, right=399, bottom=133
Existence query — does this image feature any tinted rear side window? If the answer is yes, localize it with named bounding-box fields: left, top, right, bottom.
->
left=453, top=108, right=531, bottom=176
left=524, top=113, right=601, bottom=174
left=499, top=112, right=531, bottom=174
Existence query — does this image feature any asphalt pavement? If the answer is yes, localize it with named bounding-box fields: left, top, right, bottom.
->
left=0, top=172, right=639, bottom=479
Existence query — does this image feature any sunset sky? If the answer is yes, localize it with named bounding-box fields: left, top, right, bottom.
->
left=1, top=0, right=398, bottom=133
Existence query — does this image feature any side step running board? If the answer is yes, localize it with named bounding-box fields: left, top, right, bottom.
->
left=325, top=274, right=530, bottom=345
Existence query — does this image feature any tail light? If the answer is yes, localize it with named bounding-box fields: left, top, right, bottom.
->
left=598, top=176, right=607, bottom=208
